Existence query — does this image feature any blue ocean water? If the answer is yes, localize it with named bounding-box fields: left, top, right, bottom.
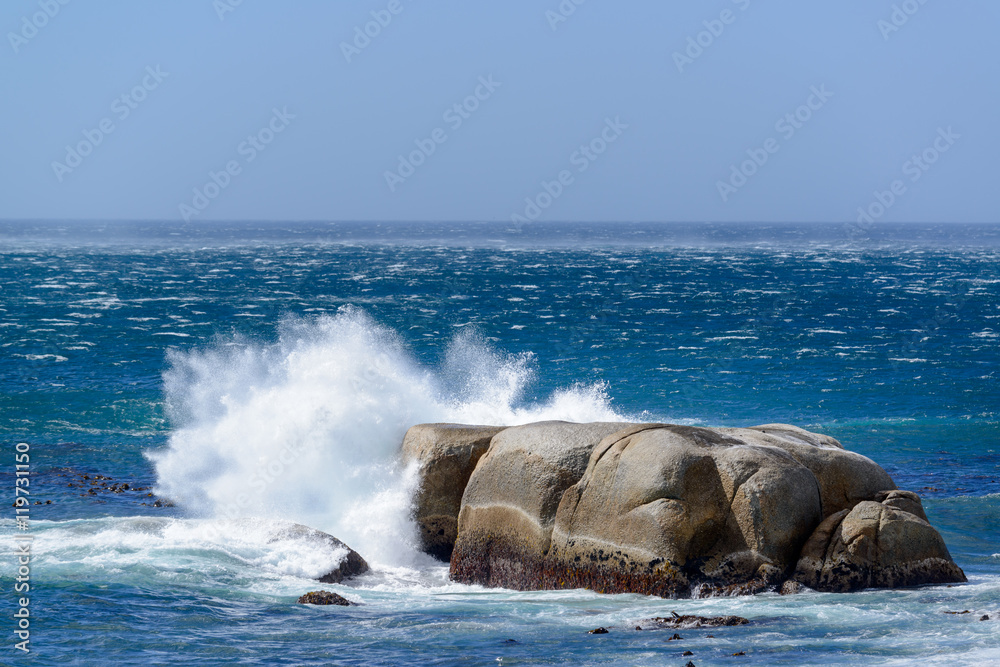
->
left=1, top=221, right=998, bottom=665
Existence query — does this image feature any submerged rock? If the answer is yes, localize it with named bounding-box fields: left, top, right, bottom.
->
left=402, top=423, right=505, bottom=561
left=413, top=421, right=964, bottom=597
left=297, top=590, right=355, bottom=606
left=645, top=612, right=749, bottom=628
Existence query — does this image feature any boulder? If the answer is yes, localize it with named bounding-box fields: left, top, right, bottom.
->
left=437, top=421, right=963, bottom=596
left=297, top=590, right=355, bottom=606
left=546, top=424, right=859, bottom=596
left=402, top=423, right=505, bottom=561
left=449, top=421, right=633, bottom=588
left=266, top=522, right=369, bottom=583
left=790, top=490, right=967, bottom=592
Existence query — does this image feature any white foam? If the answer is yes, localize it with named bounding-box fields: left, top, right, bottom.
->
left=1, top=517, right=349, bottom=587
left=150, top=307, right=624, bottom=569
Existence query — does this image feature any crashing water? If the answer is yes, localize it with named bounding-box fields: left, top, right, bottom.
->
left=150, top=307, right=623, bottom=567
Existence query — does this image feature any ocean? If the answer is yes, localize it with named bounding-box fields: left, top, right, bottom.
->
left=1, top=221, right=998, bottom=665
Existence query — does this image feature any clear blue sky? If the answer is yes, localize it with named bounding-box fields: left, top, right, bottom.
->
left=2, top=0, right=997, bottom=223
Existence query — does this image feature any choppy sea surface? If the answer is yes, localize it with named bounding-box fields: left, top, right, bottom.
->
left=1, top=221, right=998, bottom=665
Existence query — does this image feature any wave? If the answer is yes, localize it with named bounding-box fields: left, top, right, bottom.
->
left=148, top=307, right=625, bottom=568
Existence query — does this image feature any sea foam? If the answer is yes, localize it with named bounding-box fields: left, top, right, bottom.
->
left=150, top=307, right=623, bottom=568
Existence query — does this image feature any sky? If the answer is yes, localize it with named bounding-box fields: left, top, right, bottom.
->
left=1, top=0, right=998, bottom=224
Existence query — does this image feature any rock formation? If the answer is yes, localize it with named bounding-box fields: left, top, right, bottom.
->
left=789, top=489, right=966, bottom=592
left=402, top=420, right=966, bottom=597
left=449, top=421, right=632, bottom=587
left=402, top=423, right=505, bottom=561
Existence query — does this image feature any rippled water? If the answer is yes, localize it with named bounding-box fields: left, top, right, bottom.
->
left=1, top=222, right=998, bottom=665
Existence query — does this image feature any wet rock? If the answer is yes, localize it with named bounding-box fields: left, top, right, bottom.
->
left=645, top=612, right=750, bottom=628
left=682, top=651, right=693, bottom=656
left=265, top=523, right=369, bottom=584
left=780, top=580, right=807, bottom=595
left=297, top=590, right=354, bottom=606
left=981, top=615, right=990, bottom=621
left=667, top=633, right=682, bottom=641
left=685, top=661, right=696, bottom=667
left=402, top=423, right=505, bottom=562
left=588, top=627, right=609, bottom=634
left=732, top=650, right=747, bottom=656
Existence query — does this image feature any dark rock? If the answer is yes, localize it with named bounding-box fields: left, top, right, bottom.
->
left=780, top=580, right=807, bottom=595
left=645, top=612, right=750, bottom=628
left=297, top=590, right=354, bottom=606
left=667, top=633, right=682, bottom=641
left=685, top=662, right=696, bottom=667
left=981, top=615, right=990, bottom=621
left=588, top=627, right=609, bottom=634
left=682, top=651, right=693, bottom=656
left=732, top=651, right=747, bottom=656
left=945, top=610, right=971, bottom=614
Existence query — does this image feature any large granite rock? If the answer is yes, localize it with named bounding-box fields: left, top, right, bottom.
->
left=544, top=424, right=900, bottom=596
left=423, top=421, right=964, bottom=597
left=449, top=421, right=632, bottom=588
left=789, top=489, right=966, bottom=592
left=402, top=423, right=505, bottom=561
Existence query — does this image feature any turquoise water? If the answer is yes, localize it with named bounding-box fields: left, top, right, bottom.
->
left=1, top=222, right=998, bottom=665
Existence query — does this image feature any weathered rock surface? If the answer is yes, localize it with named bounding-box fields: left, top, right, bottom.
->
left=542, top=422, right=905, bottom=597
left=420, top=421, right=964, bottom=597
left=401, top=423, right=505, bottom=561
left=450, top=421, right=632, bottom=588
left=790, top=489, right=966, bottom=592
